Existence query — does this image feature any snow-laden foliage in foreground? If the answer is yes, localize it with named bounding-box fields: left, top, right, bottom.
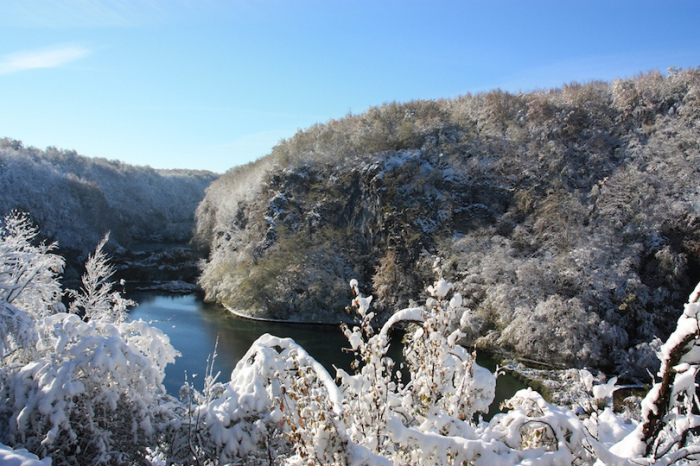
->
left=0, top=213, right=179, bottom=464
left=1, top=211, right=699, bottom=464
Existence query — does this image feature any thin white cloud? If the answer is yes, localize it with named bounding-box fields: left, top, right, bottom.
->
left=0, top=45, right=90, bottom=75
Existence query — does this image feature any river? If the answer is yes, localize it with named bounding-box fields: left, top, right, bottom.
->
left=128, top=292, right=527, bottom=418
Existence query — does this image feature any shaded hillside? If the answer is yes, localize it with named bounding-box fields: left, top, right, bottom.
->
left=0, top=140, right=218, bottom=284
left=194, top=68, right=700, bottom=375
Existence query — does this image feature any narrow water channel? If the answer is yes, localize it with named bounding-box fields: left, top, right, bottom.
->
left=128, top=292, right=526, bottom=418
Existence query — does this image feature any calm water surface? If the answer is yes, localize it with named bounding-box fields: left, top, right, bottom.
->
left=128, top=292, right=526, bottom=417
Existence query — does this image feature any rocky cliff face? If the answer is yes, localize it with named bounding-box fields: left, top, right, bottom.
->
left=195, top=69, right=700, bottom=374
left=195, top=148, right=515, bottom=320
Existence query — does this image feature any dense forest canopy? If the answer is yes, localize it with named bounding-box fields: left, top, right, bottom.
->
left=0, top=139, right=218, bottom=285
left=0, top=138, right=218, bottom=254
left=195, top=68, right=700, bottom=375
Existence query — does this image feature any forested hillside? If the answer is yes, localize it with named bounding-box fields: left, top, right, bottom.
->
left=3, top=210, right=699, bottom=464
left=0, top=139, right=218, bottom=283
left=195, top=68, right=700, bottom=375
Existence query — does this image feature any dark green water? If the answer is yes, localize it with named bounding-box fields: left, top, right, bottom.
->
left=128, top=292, right=526, bottom=417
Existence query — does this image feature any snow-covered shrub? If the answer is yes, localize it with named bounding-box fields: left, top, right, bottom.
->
left=0, top=214, right=178, bottom=465
left=291, top=273, right=698, bottom=465
left=335, top=278, right=400, bottom=457
left=313, top=270, right=496, bottom=464
left=0, top=212, right=64, bottom=364
left=278, top=361, right=352, bottom=463
left=400, top=273, right=495, bottom=424
left=68, top=234, right=133, bottom=323
left=183, top=333, right=365, bottom=465
left=5, top=314, right=177, bottom=464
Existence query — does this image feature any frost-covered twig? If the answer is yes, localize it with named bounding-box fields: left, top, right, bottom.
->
left=640, top=282, right=700, bottom=459
left=68, top=234, right=134, bottom=323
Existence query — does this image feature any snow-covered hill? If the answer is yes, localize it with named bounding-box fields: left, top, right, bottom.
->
left=195, top=68, right=700, bottom=375
left=0, top=139, right=218, bottom=284
left=0, top=139, right=218, bottom=252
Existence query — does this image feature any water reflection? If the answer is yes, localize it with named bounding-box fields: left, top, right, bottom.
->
left=129, top=293, right=368, bottom=393
left=128, top=292, right=526, bottom=418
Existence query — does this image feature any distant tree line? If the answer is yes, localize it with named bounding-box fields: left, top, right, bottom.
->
left=0, top=139, right=218, bottom=282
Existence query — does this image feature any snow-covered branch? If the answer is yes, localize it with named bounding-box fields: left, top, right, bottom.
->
left=2, top=212, right=699, bottom=464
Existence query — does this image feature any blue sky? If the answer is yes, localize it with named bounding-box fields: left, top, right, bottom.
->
left=1, top=1, right=698, bottom=174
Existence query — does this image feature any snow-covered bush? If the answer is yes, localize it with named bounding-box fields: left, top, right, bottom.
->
left=67, top=234, right=133, bottom=323
left=2, top=209, right=699, bottom=464
left=175, top=333, right=362, bottom=465
left=0, top=212, right=64, bottom=364
left=400, top=273, right=495, bottom=425
left=280, top=273, right=699, bottom=464
left=0, top=213, right=178, bottom=465
left=4, top=314, right=177, bottom=464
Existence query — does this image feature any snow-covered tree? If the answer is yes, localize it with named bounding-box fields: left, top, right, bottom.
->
left=0, top=139, right=217, bottom=254
left=611, top=282, right=700, bottom=463
left=2, top=211, right=700, bottom=464
left=0, top=214, right=178, bottom=465
left=0, top=212, right=64, bottom=320
left=195, top=68, right=700, bottom=375
left=68, top=234, right=133, bottom=323
left=0, top=212, right=64, bottom=363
